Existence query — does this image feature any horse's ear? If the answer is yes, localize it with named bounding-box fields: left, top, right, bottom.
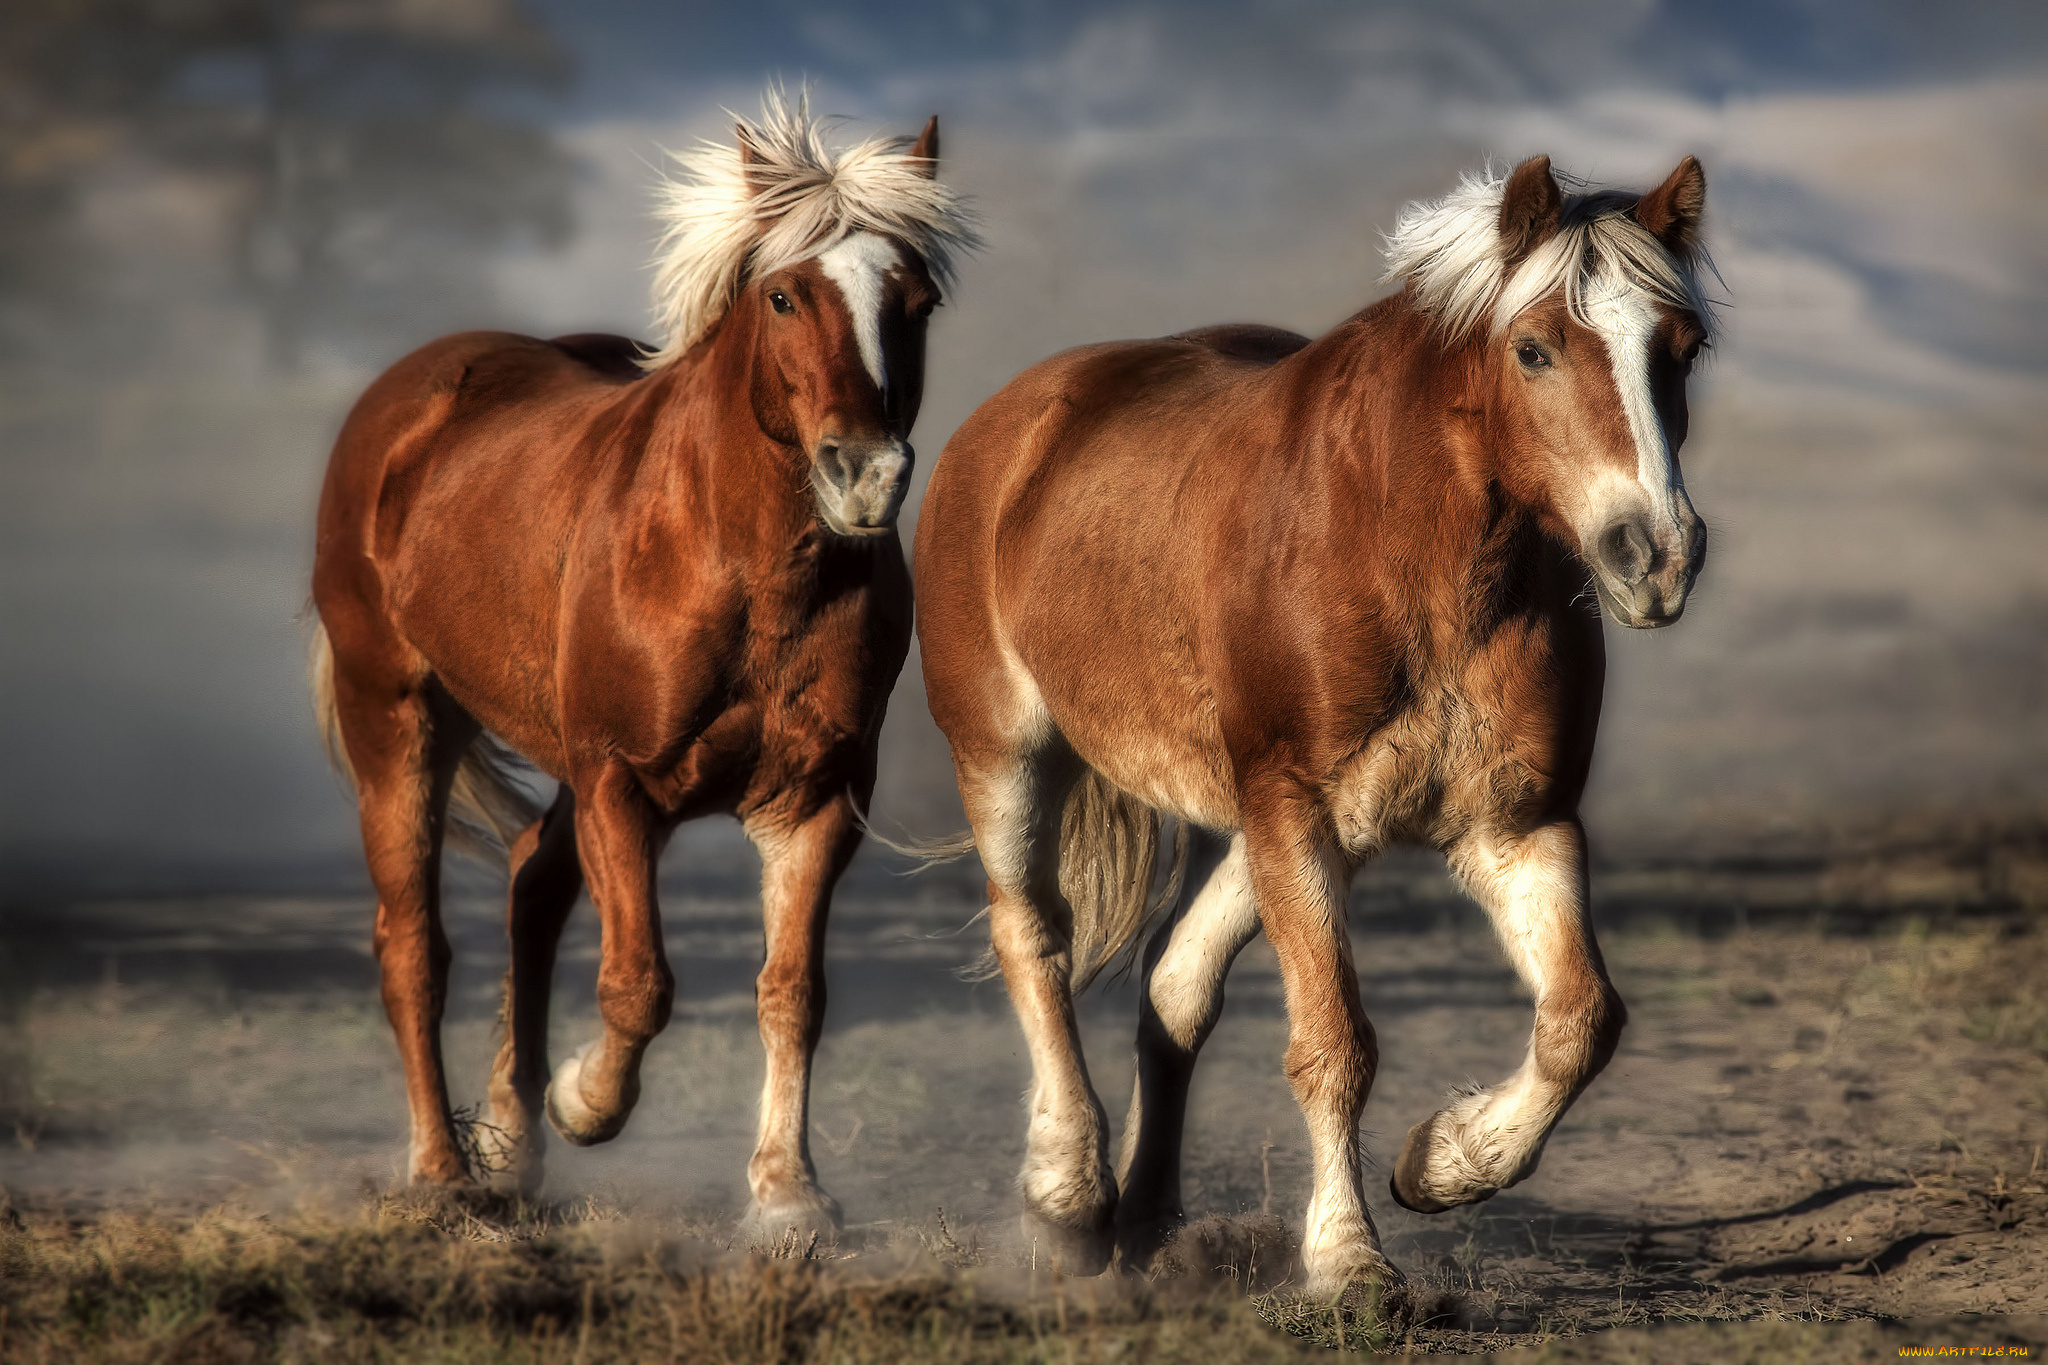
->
left=1635, top=155, right=1706, bottom=255
left=1499, top=155, right=1562, bottom=272
left=908, top=115, right=939, bottom=179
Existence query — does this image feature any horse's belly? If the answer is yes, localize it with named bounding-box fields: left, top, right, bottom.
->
left=1057, top=698, right=1237, bottom=830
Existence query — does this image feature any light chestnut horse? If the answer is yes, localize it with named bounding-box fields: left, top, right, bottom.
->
left=914, top=156, right=1714, bottom=1293
left=309, top=93, right=975, bottom=1241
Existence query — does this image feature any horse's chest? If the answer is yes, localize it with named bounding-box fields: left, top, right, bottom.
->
left=640, top=617, right=888, bottom=815
left=1329, top=684, right=1538, bottom=856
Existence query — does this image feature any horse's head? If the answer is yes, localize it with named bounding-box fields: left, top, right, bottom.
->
left=643, top=91, right=977, bottom=540
left=738, top=121, right=944, bottom=537
left=1490, top=156, right=1711, bottom=628
left=1390, top=156, right=1715, bottom=628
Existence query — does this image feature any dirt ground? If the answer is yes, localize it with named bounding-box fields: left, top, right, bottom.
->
left=2, top=848, right=2045, bottom=1357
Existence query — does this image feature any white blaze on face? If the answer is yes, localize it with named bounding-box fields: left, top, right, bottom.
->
left=816, top=231, right=900, bottom=397
left=1581, top=283, right=1688, bottom=534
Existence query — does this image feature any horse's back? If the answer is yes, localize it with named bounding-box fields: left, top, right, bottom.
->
left=314, top=331, right=651, bottom=704
left=546, top=332, right=654, bottom=380
left=924, top=323, right=1303, bottom=515
left=1169, top=323, right=1310, bottom=365
left=320, top=330, right=650, bottom=527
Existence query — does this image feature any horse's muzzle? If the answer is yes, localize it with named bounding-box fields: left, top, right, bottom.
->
left=1591, top=510, right=1706, bottom=629
left=811, top=436, right=911, bottom=537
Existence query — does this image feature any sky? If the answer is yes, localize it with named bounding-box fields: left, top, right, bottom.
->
left=2, top=0, right=2045, bottom=900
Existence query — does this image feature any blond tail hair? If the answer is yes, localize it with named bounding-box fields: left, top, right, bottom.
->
left=1056, top=770, right=1189, bottom=990
left=866, top=769, right=1189, bottom=991
left=307, top=619, right=542, bottom=866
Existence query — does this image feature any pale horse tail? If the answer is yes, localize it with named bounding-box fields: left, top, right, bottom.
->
left=307, top=618, right=543, bottom=866
left=862, top=769, right=1189, bottom=991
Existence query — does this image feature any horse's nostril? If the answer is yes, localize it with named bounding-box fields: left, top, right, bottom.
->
left=1602, top=521, right=1652, bottom=586
left=814, top=441, right=851, bottom=490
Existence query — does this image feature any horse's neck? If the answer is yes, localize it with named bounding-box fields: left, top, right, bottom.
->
left=1290, top=301, right=1547, bottom=642
left=631, top=341, right=816, bottom=562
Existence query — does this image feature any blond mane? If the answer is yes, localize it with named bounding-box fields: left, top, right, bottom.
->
left=641, top=89, right=980, bottom=370
left=1382, top=166, right=1718, bottom=343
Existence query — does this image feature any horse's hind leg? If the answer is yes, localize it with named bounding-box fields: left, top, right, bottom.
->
left=334, top=663, right=478, bottom=1186
left=1392, top=820, right=1625, bottom=1213
left=738, top=792, right=861, bottom=1245
left=1113, top=830, right=1259, bottom=1265
left=484, top=786, right=581, bottom=1195
left=962, top=742, right=1118, bottom=1274
left=1242, top=796, right=1399, bottom=1295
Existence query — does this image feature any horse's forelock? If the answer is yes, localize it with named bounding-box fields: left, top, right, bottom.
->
left=641, top=89, right=979, bottom=371
left=1384, top=167, right=1719, bottom=347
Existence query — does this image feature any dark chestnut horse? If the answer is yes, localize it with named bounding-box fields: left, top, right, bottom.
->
left=914, top=156, right=1714, bottom=1292
left=310, top=93, right=975, bottom=1241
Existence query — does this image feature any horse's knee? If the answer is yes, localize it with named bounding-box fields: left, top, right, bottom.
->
left=596, top=961, right=674, bottom=1041
left=1282, top=1004, right=1378, bottom=1109
left=1535, top=981, right=1626, bottom=1086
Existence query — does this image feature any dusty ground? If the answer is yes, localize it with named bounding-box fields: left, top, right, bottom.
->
left=2, top=848, right=2045, bottom=1357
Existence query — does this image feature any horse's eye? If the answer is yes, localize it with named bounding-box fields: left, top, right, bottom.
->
left=1679, top=338, right=1705, bottom=364
left=769, top=291, right=795, bottom=315
left=1515, top=343, right=1550, bottom=370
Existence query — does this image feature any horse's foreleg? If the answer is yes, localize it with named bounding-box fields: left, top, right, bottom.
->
left=1392, top=820, right=1624, bottom=1213
left=1113, top=831, right=1257, bottom=1265
left=967, top=752, right=1116, bottom=1275
left=545, top=770, right=673, bottom=1147
left=484, top=786, right=581, bottom=1194
left=738, top=795, right=859, bottom=1244
left=1245, top=802, right=1399, bottom=1296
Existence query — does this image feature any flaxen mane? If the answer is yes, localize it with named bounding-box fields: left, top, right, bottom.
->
left=642, top=90, right=980, bottom=369
left=1382, top=165, right=1719, bottom=343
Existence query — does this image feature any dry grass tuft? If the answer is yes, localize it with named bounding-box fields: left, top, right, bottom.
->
left=0, top=1195, right=1326, bottom=1363
left=1147, top=1212, right=1297, bottom=1293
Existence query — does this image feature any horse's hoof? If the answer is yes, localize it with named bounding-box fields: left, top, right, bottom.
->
left=1389, top=1112, right=1453, bottom=1213
left=478, top=1140, right=544, bottom=1198
left=1299, top=1246, right=1408, bottom=1302
left=407, top=1137, right=476, bottom=1188
left=1111, top=1206, right=1183, bottom=1271
left=742, top=1187, right=844, bottom=1252
left=406, top=1161, right=474, bottom=1190
left=1389, top=1112, right=1498, bottom=1213
left=1022, top=1201, right=1116, bottom=1277
left=543, top=1043, right=628, bottom=1147
left=1275, top=1258, right=1452, bottom=1343
left=470, top=1108, right=544, bottom=1196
